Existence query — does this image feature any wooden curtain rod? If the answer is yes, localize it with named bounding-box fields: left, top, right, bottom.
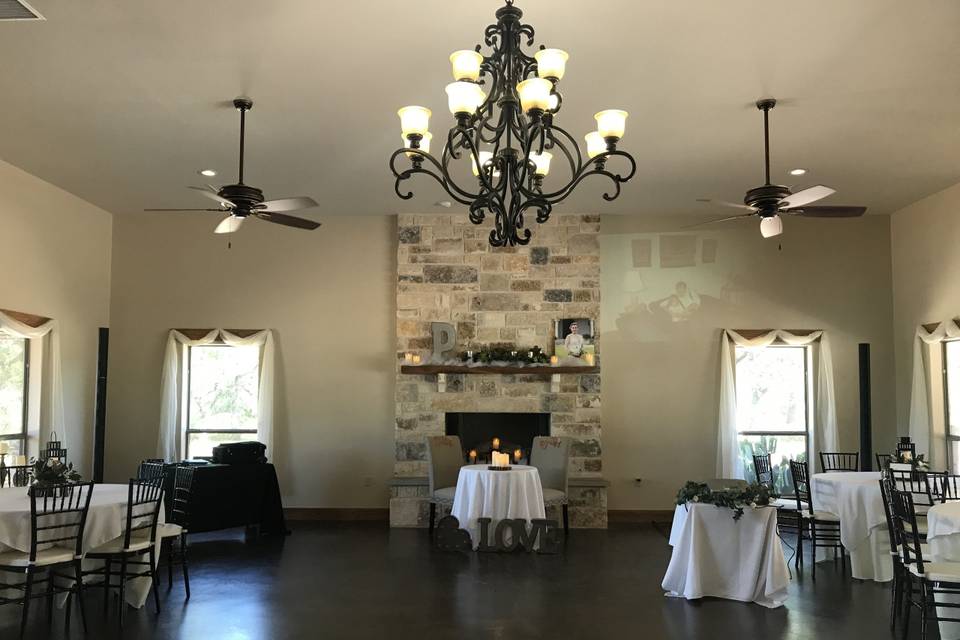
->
left=0, top=308, right=51, bottom=328
left=732, top=329, right=820, bottom=340
left=173, top=328, right=262, bottom=341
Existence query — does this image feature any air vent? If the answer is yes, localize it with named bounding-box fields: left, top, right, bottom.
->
left=0, top=0, right=44, bottom=21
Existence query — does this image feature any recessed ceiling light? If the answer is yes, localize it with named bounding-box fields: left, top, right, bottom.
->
left=198, top=169, right=217, bottom=177
left=789, top=168, right=807, bottom=176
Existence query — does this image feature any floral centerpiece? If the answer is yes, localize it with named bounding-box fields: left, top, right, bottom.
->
left=883, top=450, right=929, bottom=472
left=676, top=481, right=777, bottom=521
left=30, top=457, right=81, bottom=489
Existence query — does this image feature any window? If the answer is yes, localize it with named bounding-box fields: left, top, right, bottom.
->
left=0, top=334, right=29, bottom=457
left=736, top=345, right=810, bottom=494
left=184, top=344, right=259, bottom=459
left=944, top=340, right=960, bottom=473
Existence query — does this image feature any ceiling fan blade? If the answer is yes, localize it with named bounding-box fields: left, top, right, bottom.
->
left=258, top=197, right=319, bottom=213
left=144, top=208, right=225, bottom=212
left=696, top=198, right=754, bottom=210
left=214, top=215, right=245, bottom=234
left=780, top=185, right=835, bottom=209
left=188, top=186, right=235, bottom=208
left=255, top=211, right=321, bottom=230
left=785, top=205, right=867, bottom=218
left=683, top=212, right=756, bottom=228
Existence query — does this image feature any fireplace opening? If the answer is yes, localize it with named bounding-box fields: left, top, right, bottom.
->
left=445, top=412, right=550, bottom=463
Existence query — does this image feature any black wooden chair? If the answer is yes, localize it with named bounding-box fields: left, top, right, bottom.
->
left=819, top=451, right=859, bottom=472
left=0, top=482, right=94, bottom=638
left=939, top=474, right=960, bottom=502
left=755, top=453, right=801, bottom=545
left=84, top=479, right=164, bottom=626
left=890, top=468, right=937, bottom=514
left=0, top=463, right=32, bottom=488
left=161, top=465, right=194, bottom=597
left=876, top=453, right=893, bottom=471
left=891, top=486, right=960, bottom=639
left=136, top=460, right=166, bottom=484
left=753, top=453, right=773, bottom=488
left=790, top=459, right=843, bottom=579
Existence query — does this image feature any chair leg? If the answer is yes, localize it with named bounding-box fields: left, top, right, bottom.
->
left=20, top=567, right=34, bottom=640
left=891, top=562, right=901, bottom=630
left=795, top=523, right=803, bottom=569
left=74, top=559, right=88, bottom=633
left=103, top=558, right=111, bottom=616
left=811, top=523, right=817, bottom=582
left=149, top=547, right=161, bottom=614
left=46, top=567, right=54, bottom=625
left=903, top=577, right=912, bottom=640
left=181, top=533, right=191, bottom=600
left=920, top=581, right=928, bottom=639
left=118, top=556, right=128, bottom=628
left=167, top=538, right=174, bottom=589
left=562, top=504, right=569, bottom=537
left=428, top=502, right=436, bottom=535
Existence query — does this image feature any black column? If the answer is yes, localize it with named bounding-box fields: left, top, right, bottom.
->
left=92, top=327, right=109, bottom=483
left=859, top=343, right=873, bottom=470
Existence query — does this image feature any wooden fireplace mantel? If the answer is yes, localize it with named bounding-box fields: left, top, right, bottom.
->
left=400, top=364, right=599, bottom=375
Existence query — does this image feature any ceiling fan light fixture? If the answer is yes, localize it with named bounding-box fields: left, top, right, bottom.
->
left=214, top=215, right=244, bottom=234
left=760, top=215, right=783, bottom=238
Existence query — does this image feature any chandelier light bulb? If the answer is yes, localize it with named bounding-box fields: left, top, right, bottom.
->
left=760, top=215, right=783, bottom=238
left=449, top=50, right=483, bottom=82
left=585, top=131, right=606, bottom=159
left=403, top=132, right=431, bottom=157
left=534, top=48, right=569, bottom=81
left=472, top=151, right=500, bottom=178
left=529, top=151, right=552, bottom=176
left=445, top=82, right=486, bottom=116
left=398, top=106, right=431, bottom=138
left=516, top=78, right=553, bottom=113
left=595, top=109, right=628, bottom=140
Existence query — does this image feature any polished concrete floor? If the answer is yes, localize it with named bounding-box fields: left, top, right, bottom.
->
left=0, top=522, right=925, bottom=639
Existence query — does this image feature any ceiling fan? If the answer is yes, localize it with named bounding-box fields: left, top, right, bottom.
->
left=145, top=97, right=321, bottom=234
left=696, top=98, right=866, bottom=238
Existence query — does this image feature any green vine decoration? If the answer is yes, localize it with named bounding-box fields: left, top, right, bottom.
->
left=459, top=343, right=551, bottom=365
left=676, top=481, right=777, bottom=521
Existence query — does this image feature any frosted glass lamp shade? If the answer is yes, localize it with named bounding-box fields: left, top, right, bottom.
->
left=516, top=78, right=552, bottom=113
left=398, top=106, right=431, bottom=137
left=585, top=131, right=606, bottom=158
left=595, top=109, right=628, bottom=139
left=403, top=132, right=431, bottom=157
left=471, top=150, right=499, bottom=177
left=450, top=50, right=483, bottom=81
left=529, top=151, right=552, bottom=176
left=547, top=93, right=560, bottom=112
left=535, top=48, right=569, bottom=80
left=445, top=82, right=486, bottom=115
left=760, top=215, right=783, bottom=238
left=214, top=215, right=244, bottom=234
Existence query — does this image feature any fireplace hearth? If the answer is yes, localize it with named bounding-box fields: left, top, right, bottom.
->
left=445, top=412, right=550, bottom=462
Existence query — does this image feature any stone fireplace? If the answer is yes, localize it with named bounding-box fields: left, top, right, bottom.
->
left=389, top=213, right=607, bottom=528
left=445, top=412, right=551, bottom=462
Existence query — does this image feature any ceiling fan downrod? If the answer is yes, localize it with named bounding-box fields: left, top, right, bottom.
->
left=234, top=97, right=253, bottom=185
left=757, top=98, right=776, bottom=186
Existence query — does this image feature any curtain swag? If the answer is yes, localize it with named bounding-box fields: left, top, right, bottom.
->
left=908, top=319, right=960, bottom=468
left=0, top=310, right=65, bottom=451
left=716, top=329, right=839, bottom=479
left=157, top=328, right=275, bottom=462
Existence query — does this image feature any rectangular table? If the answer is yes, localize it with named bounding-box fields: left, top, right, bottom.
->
left=662, top=503, right=790, bottom=608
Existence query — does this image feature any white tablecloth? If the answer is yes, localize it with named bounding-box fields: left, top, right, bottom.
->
left=0, top=484, right=162, bottom=608
left=811, top=471, right=892, bottom=582
left=450, top=465, right=545, bottom=549
left=662, top=504, right=790, bottom=608
left=924, top=502, right=960, bottom=639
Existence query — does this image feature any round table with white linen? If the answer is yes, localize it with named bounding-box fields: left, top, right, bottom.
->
left=810, top=471, right=892, bottom=582
left=0, top=484, right=163, bottom=608
left=450, top=465, right=546, bottom=549
left=924, top=502, right=960, bottom=639
left=662, top=503, right=790, bottom=608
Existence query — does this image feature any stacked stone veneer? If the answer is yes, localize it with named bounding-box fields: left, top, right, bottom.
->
left=390, top=213, right=606, bottom=528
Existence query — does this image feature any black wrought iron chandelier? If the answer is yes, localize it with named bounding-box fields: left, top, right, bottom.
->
left=389, top=0, right=636, bottom=247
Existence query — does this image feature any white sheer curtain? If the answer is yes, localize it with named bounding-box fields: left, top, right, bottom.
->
left=716, top=329, right=839, bottom=478
left=908, top=320, right=960, bottom=468
left=157, top=328, right=275, bottom=461
left=0, top=310, right=65, bottom=451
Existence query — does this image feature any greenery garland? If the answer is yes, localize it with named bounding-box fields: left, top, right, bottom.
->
left=676, top=481, right=777, bottom=521
left=459, top=343, right=551, bottom=365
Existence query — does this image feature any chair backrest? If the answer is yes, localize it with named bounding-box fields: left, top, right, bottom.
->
left=170, top=465, right=196, bottom=529
left=28, top=482, right=95, bottom=562
left=941, top=474, right=960, bottom=502
left=890, top=468, right=935, bottom=507
left=790, top=459, right=813, bottom=511
left=426, top=436, right=463, bottom=494
left=819, top=451, right=859, bottom=472
left=137, top=461, right=166, bottom=484
left=875, top=453, right=892, bottom=471
left=529, top=436, right=570, bottom=494
left=753, top=453, right=773, bottom=488
left=122, top=478, right=165, bottom=548
left=0, top=463, right=32, bottom=488
left=878, top=477, right=899, bottom=555
left=889, top=487, right=926, bottom=574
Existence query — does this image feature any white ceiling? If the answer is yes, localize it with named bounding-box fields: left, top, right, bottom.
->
left=1, top=0, right=958, bottom=221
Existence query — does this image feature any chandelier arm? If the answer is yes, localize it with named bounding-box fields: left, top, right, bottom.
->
left=536, top=153, right=636, bottom=203
left=389, top=148, right=479, bottom=204
left=546, top=124, right=585, bottom=173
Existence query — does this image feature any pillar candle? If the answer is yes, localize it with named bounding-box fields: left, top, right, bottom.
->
left=550, top=355, right=558, bottom=365
left=469, top=449, right=477, bottom=463
left=404, top=353, right=413, bottom=364
left=411, top=354, right=422, bottom=364
left=584, top=353, right=595, bottom=366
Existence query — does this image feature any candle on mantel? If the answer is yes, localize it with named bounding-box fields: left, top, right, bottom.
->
left=411, top=354, right=422, bottom=365
left=513, top=449, right=522, bottom=463
left=492, top=437, right=500, bottom=451
left=584, top=353, right=595, bottom=366
left=404, top=353, right=414, bottom=364
left=550, top=355, right=559, bottom=365
left=469, top=449, right=477, bottom=463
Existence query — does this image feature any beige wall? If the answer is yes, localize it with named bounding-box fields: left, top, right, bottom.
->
left=600, top=214, right=897, bottom=510
left=890, top=181, right=960, bottom=438
left=105, top=214, right=396, bottom=508
left=0, top=159, right=113, bottom=475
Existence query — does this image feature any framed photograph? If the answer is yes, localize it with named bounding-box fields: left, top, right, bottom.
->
left=554, top=318, right=594, bottom=340
left=554, top=318, right=594, bottom=358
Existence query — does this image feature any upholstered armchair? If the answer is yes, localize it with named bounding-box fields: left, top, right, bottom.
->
left=530, top=436, right=571, bottom=535
left=426, top=435, right=463, bottom=533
